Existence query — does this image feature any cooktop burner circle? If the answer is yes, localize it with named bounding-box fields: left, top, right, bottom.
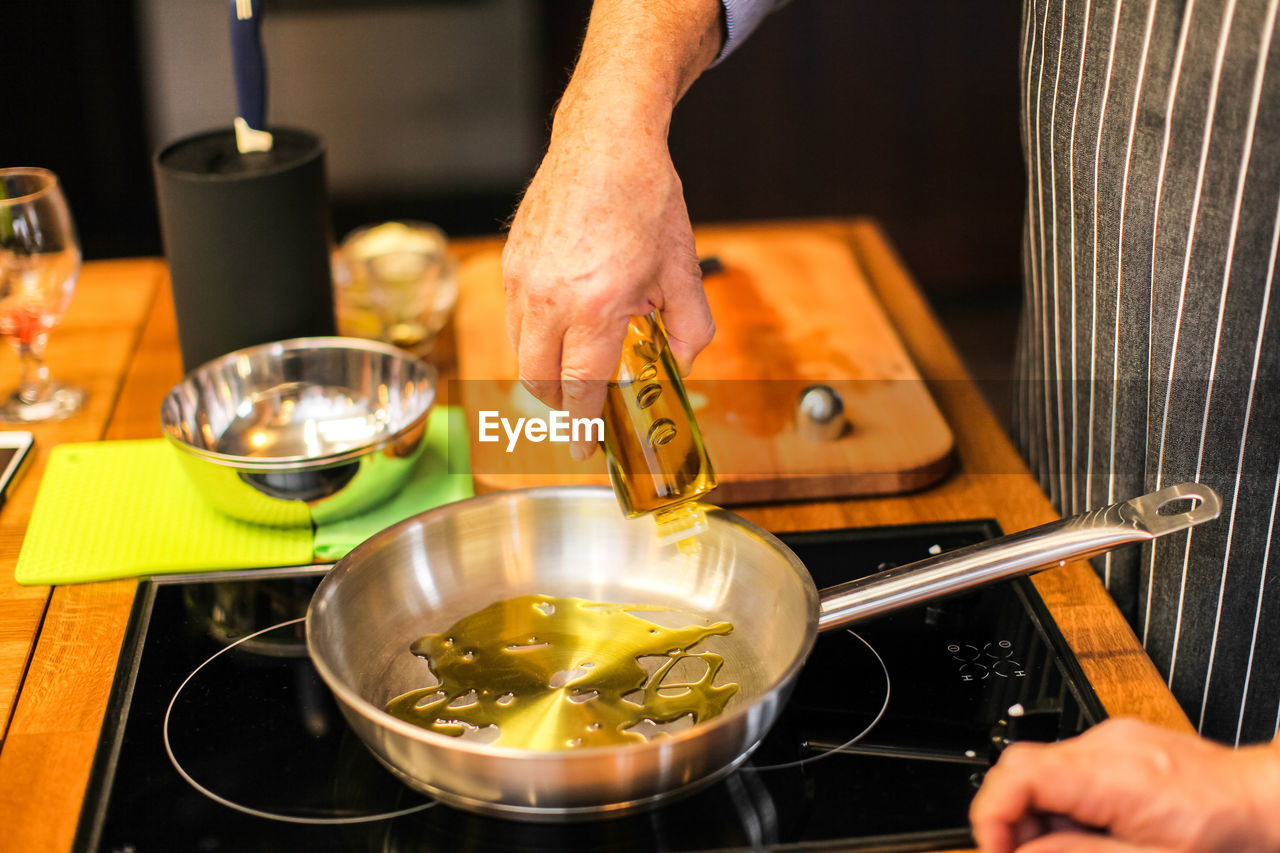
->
left=163, top=616, right=436, bottom=825
left=741, top=629, right=890, bottom=772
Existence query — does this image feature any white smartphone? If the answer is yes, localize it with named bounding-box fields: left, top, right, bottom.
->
left=0, top=431, right=35, bottom=511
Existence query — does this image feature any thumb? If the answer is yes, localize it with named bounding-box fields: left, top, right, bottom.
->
left=1017, top=831, right=1161, bottom=853
left=656, top=260, right=715, bottom=376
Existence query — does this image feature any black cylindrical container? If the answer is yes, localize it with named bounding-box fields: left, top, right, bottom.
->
left=154, top=127, right=337, bottom=372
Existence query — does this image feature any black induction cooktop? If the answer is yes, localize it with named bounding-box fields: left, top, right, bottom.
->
left=74, top=520, right=1104, bottom=852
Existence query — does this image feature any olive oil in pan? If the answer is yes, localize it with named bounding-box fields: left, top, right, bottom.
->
left=384, top=594, right=740, bottom=750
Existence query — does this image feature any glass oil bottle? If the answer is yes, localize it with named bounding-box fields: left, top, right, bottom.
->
left=600, top=312, right=717, bottom=548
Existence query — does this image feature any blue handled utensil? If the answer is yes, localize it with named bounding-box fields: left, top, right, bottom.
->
left=230, top=0, right=273, bottom=153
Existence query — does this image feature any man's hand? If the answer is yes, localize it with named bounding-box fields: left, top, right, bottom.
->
left=502, top=129, right=713, bottom=461
left=969, top=717, right=1280, bottom=853
left=500, top=0, right=723, bottom=461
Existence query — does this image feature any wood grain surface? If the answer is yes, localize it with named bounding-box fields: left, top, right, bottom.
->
left=0, top=222, right=1191, bottom=853
left=0, top=259, right=163, bottom=742
left=455, top=226, right=956, bottom=502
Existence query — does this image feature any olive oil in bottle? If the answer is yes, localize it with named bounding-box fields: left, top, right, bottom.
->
left=601, top=312, right=717, bottom=545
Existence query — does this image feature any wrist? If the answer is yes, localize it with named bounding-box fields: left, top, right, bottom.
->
left=549, top=76, right=676, bottom=171
left=552, top=78, right=672, bottom=144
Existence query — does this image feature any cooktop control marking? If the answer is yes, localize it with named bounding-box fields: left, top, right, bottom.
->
left=948, top=641, right=1026, bottom=681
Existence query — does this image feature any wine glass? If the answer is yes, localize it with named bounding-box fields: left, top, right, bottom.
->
left=0, top=167, right=85, bottom=422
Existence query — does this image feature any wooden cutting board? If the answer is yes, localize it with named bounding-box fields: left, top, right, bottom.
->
left=453, top=224, right=955, bottom=503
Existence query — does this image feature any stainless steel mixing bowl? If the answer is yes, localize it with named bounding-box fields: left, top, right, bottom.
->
left=161, top=336, right=436, bottom=527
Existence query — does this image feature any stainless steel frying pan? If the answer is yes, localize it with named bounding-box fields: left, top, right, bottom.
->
left=305, top=481, right=1219, bottom=820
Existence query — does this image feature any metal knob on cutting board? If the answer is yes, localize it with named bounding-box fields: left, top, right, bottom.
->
left=796, top=384, right=847, bottom=441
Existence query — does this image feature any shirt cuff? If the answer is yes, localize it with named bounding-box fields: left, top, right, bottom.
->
left=712, top=0, right=787, bottom=66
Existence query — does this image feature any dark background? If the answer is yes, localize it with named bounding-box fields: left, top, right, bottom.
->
left=2, top=0, right=1025, bottom=397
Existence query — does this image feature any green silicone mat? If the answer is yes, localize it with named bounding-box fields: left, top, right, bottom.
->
left=14, top=439, right=315, bottom=585
left=14, top=406, right=475, bottom=585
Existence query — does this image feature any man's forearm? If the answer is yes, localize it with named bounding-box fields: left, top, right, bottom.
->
left=553, top=0, right=725, bottom=146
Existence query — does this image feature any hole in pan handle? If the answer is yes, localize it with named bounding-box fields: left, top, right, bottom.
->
left=1123, top=481, right=1223, bottom=536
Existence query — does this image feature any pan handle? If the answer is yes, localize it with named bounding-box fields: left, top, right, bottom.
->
left=816, top=482, right=1222, bottom=632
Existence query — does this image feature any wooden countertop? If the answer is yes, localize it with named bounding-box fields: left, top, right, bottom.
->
left=0, top=219, right=1191, bottom=851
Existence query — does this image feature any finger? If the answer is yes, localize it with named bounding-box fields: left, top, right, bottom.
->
left=975, top=737, right=1151, bottom=845
left=971, top=743, right=1050, bottom=853
left=1016, top=830, right=1157, bottom=853
left=561, top=319, right=629, bottom=461
left=656, top=253, right=715, bottom=376
left=1012, top=813, right=1049, bottom=848
left=504, top=287, right=523, bottom=356
left=499, top=292, right=519, bottom=366
left=501, top=238, right=526, bottom=354
left=973, top=806, right=1113, bottom=853
left=1042, top=815, right=1100, bottom=836
left=516, top=311, right=567, bottom=411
